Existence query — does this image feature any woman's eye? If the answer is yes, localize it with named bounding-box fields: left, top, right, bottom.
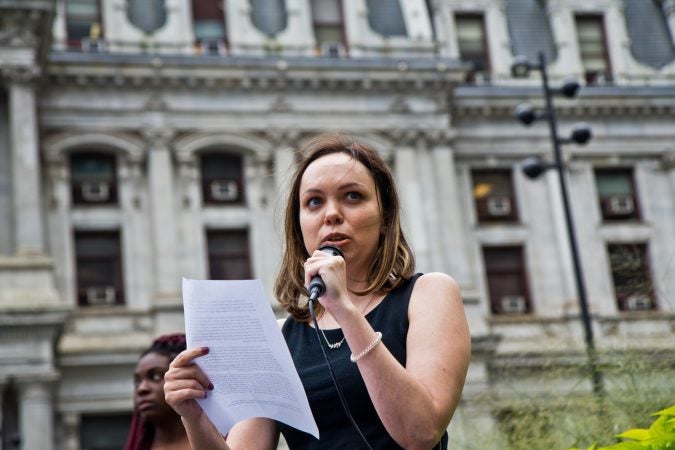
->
left=346, top=191, right=361, bottom=201
left=307, top=197, right=322, bottom=207
left=151, top=372, right=164, bottom=382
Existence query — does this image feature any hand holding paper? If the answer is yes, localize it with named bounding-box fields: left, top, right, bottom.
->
left=182, top=278, right=319, bottom=439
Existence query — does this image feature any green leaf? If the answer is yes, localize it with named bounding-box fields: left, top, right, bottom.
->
left=654, top=406, right=675, bottom=417
left=616, top=429, right=650, bottom=441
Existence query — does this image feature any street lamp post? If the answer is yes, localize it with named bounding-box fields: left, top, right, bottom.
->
left=512, top=51, right=603, bottom=396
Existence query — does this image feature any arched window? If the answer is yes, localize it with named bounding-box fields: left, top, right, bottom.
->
left=250, top=0, right=287, bottom=37
left=366, top=0, right=407, bottom=37
left=200, top=152, right=245, bottom=204
left=70, top=152, right=118, bottom=205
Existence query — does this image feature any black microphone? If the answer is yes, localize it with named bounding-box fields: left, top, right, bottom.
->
left=308, top=245, right=344, bottom=301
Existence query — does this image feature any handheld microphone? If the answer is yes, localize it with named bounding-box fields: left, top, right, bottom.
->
left=308, top=245, right=344, bottom=301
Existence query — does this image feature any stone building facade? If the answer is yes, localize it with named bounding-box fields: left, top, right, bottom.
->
left=1, top=0, right=674, bottom=449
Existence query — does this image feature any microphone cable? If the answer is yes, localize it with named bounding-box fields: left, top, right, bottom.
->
left=308, top=294, right=373, bottom=450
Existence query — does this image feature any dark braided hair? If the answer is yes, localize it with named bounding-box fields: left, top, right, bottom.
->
left=124, top=333, right=187, bottom=450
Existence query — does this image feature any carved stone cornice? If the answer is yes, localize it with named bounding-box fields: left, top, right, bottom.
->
left=0, top=6, right=51, bottom=47
left=452, top=88, right=675, bottom=120
left=383, top=128, right=456, bottom=148
left=47, top=53, right=466, bottom=93
left=0, top=66, right=41, bottom=84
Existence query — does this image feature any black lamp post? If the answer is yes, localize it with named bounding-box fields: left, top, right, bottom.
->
left=511, top=51, right=603, bottom=395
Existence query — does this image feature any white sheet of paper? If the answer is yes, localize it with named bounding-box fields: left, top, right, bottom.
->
left=182, top=278, right=319, bottom=439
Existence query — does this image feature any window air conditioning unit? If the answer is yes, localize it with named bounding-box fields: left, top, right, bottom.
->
left=625, top=294, right=652, bottom=311
left=487, top=196, right=512, bottom=216
left=81, top=181, right=110, bottom=202
left=210, top=180, right=239, bottom=201
left=321, top=42, right=345, bottom=58
left=81, top=38, right=104, bottom=52
left=500, top=295, right=526, bottom=314
left=607, top=195, right=634, bottom=216
left=86, top=286, right=116, bottom=305
left=200, top=39, right=226, bottom=55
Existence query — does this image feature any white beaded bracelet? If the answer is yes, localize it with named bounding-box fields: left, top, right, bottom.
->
left=350, top=331, right=383, bottom=363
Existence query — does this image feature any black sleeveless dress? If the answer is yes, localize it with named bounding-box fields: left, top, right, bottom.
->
left=278, top=274, right=448, bottom=450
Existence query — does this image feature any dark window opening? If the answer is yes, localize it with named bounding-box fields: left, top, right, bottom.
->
left=70, top=152, right=118, bottom=206
left=483, top=246, right=531, bottom=315
left=79, top=413, right=132, bottom=450
left=595, top=168, right=640, bottom=222
left=311, top=0, right=347, bottom=57
left=608, top=243, right=656, bottom=311
left=456, top=13, right=490, bottom=83
left=200, top=152, right=245, bottom=205
left=575, top=14, right=612, bottom=84
left=66, top=0, right=104, bottom=51
left=472, top=169, right=519, bottom=223
left=207, top=229, right=252, bottom=280
left=192, top=0, right=227, bottom=54
left=75, top=231, right=124, bottom=306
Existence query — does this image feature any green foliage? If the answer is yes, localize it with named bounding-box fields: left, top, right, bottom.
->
left=570, top=405, right=675, bottom=450
left=450, top=350, right=675, bottom=450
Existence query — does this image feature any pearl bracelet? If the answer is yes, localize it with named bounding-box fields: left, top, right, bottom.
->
left=350, top=331, right=383, bottom=363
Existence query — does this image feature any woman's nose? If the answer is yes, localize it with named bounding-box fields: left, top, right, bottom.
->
left=323, top=200, right=343, bottom=224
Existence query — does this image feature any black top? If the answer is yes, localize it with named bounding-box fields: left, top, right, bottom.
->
left=278, top=273, right=448, bottom=450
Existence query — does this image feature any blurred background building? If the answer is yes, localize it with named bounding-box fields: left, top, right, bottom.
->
left=0, top=0, right=674, bottom=449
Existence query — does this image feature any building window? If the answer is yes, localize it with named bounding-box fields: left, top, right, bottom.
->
left=575, top=14, right=611, bottom=84
left=192, top=0, right=227, bottom=54
left=75, top=231, right=124, bottom=307
left=79, top=413, right=132, bottom=450
left=455, top=13, right=489, bottom=83
left=366, top=0, right=407, bottom=37
left=250, top=0, right=287, bottom=37
left=608, top=243, right=656, bottom=311
left=66, top=0, right=103, bottom=51
left=472, top=170, right=518, bottom=223
left=207, top=229, right=252, bottom=280
left=595, top=168, right=639, bottom=221
left=311, top=0, right=346, bottom=57
left=70, top=152, right=118, bottom=206
left=200, top=153, right=245, bottom=205
left=483, top=246, right=531, bottom=315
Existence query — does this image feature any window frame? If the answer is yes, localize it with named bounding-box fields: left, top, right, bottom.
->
left=574, top=13, right=612, bottom=84
left=70, top=151, right=118, bottom=206
left=483, top=245, right=532, bottom=315
left=74, top=230, right=125, bottom=307
left=200, top=152, right=246, bottom=206
left=471, top=169, right=519, bottom=224
left=594, top=167, right=640, bottom=222
left=206, top=229, right=253, bottom=280
left=607, top=243, right=656, bottom=312
left=455, top=12, right=490, bottom=83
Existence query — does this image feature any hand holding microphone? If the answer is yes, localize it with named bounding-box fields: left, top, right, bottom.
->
left=308, top=245, right=344, bottom=302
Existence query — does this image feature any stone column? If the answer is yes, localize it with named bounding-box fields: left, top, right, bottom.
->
left=175, top=156, right=206, bottom=280
left=429, top=135, right=471, bottom=284
left=145, top=129, right=180, bottom=303
left=17, top=379, right=54, bottom=450
left=7, top=71, right=45, bottom=255
left=546, top=0, right=583, bottom=79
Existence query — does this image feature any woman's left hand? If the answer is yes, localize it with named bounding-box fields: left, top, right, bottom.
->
left=303, top=248, right=352, bottom=318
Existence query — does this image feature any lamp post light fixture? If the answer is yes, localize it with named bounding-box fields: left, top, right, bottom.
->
left=512, top=51, right=604, bottom=396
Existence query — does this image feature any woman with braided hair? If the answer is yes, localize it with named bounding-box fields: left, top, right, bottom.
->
left=125, top=333, right=191, bottom=450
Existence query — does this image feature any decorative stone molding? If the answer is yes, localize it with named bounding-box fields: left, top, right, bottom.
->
left=0, top=66, right=41, bottom=85
left=172, top=132, right=273, bottom=165
left=383, top=127, right=456, bottom=148
left=42, top=131, right=147, bottom=164
left=46, top=53, right=466, bottom=93
left=0, top=7, right=51, bottom=47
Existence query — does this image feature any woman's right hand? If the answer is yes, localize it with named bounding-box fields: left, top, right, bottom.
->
left=164, top=346, right=213, bottom=420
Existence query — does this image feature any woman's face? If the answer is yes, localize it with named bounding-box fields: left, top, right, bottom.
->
left=299, top=152, right=382, bottom=276
left=133, top=352, right=175, bottom=422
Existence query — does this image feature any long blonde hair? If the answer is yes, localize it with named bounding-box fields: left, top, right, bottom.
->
left=274, top=134, right=415, bottom=322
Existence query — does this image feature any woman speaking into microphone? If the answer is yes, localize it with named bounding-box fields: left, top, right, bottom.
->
left=164, top=133, right=471, bottom=450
